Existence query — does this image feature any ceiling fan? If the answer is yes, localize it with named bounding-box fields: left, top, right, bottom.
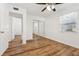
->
left=36, top=3, right=62, bottom=12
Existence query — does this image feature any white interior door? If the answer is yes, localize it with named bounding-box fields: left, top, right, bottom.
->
left=0, top=12, right=8, bottom=55
left=0, top=18, right=5, bottom=54
left=0, top=4, right=11, bottom=55
left=0, top=31, right=6, bottom=55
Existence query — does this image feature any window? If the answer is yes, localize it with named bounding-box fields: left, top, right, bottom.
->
left=60, top=12, right=77, bottom=32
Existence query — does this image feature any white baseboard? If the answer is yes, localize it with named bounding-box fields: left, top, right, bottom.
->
left=44, top=35, right=79, bottom=49
left=36, top=34, right=79, bottom=49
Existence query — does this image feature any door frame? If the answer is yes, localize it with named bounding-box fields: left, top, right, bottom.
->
left=9, top=12, right=23, bottom=40
left=32, top=20, right=45, bottom=35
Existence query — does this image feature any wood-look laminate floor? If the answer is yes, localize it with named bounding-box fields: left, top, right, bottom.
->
left=2, top=34, right=79, bottom=56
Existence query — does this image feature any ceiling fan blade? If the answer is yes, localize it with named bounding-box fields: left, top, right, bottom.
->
left=55, top=3, right=63, bottom=5
left=41, top=7, right=47, bottom=12
left=36, top=3, right=46, bottom=5
left=52, top=8, right=56, bottom=12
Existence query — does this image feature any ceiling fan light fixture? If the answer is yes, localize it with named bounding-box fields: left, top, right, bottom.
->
left=47, top=5, right=51, bottom=11
left=53, top=8, right=56, bottom=11
left=51, top=5, right=55, bottom=9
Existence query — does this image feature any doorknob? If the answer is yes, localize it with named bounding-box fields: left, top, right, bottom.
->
left=0, top=31, right=4, bottom=33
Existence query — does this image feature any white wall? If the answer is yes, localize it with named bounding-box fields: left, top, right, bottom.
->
left=45, top=11, right=79, bottom=48
left=0, top=4, right=10, bottom=55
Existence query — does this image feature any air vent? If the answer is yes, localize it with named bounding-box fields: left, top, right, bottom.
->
left=13, top=7, right=19, bottom=11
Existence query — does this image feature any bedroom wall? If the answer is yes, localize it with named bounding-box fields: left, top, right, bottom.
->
left=44, top=11, right=79, bottom=48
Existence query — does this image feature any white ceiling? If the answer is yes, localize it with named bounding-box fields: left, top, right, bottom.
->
left=8, top=3, right=79, bottom=17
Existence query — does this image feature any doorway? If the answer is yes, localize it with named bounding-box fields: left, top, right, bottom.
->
left=9, top=12, right=23, bottom=41
left=33, top=20, right=45, bottom=39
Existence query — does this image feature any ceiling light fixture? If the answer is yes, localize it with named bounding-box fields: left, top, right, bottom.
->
left=51, top=5, right=55, bottom=9
left=47, top=5, right=51, bottom=11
